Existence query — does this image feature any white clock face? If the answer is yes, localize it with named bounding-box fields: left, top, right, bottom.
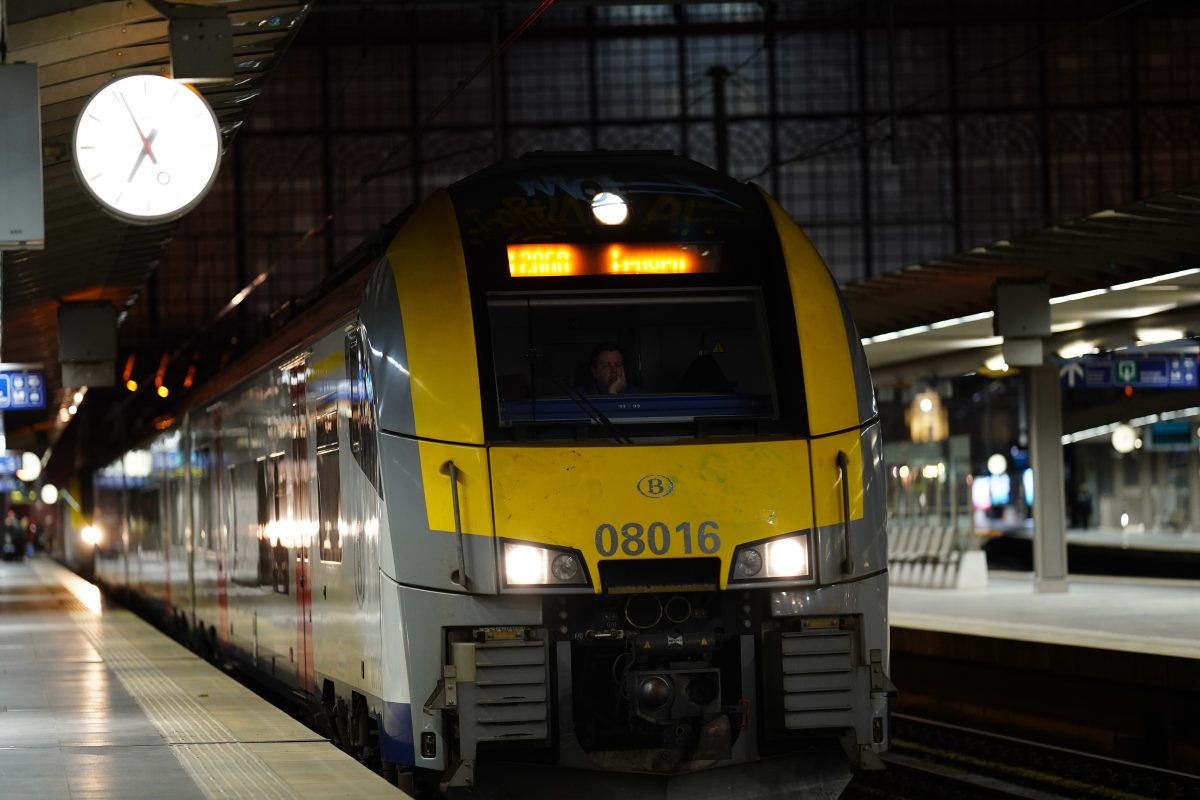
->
left=73, top=73, right=222, bottom=224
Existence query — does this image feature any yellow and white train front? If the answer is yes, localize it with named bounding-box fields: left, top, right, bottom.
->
left=361, top=153, right=891, bottom=793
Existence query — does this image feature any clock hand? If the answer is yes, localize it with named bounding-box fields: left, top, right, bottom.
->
left=119, top=92, right=158, bottom=165
left=127, top=128, right=159, bottom=183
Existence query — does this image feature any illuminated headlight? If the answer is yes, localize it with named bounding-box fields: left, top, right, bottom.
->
left=502, top=541, right=589, bottom=588
left=729, top=533, right=812, bottom=584
left=81, top=525, right=102, bottom=546
left=765, top=536, right=809, bottom=578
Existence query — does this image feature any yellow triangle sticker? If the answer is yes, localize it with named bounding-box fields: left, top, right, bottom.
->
left=643, top=641, right=652, bottom=650
left=700, top=638, right=709, bottom=647
left=712, top=343, right=725, bottom=353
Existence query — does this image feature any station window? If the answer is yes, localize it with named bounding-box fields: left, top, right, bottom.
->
left=487, top=289, right=778, bottom=435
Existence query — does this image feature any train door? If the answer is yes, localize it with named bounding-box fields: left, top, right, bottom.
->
left=286, top=359, right=315, bottom=692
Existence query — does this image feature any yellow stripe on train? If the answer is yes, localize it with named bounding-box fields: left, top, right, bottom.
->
left=758, top=188, right=861, bottom=436
left=490, top=439, right=817, bottom=591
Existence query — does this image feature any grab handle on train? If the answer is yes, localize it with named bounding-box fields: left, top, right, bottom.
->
left=445, top=460, right=469, bottom=589
left=836, top=450, right=853, bottom=574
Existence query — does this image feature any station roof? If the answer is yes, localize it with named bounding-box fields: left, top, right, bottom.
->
left=848, top=184, right=1200, bottom=385
left=1, top=0, right=308, bottom=450
left=4, top=0, right=1200, bottom=459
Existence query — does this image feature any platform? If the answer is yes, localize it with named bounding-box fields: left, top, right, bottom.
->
left=891, top=572, right=1200, bottom=660
left=0, top=558, right=405, bottom=800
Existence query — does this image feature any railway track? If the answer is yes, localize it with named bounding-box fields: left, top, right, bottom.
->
left=843, top=714, right=1200, bottom=800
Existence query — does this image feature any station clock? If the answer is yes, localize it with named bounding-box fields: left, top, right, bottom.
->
left=72, top=73, right=222, bottom=224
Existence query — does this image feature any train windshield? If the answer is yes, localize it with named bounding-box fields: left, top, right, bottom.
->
left=487, top=288, right=778, bottom=435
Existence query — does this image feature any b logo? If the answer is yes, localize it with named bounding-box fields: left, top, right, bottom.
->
left=637, top=474, right=674, bottom=498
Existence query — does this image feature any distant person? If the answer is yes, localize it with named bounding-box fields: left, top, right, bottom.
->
left=1075, top=483, right=1093, bottom=529
left=580, top=342, right=640, bottom=394
left=2, top=510, right=23, bottom=562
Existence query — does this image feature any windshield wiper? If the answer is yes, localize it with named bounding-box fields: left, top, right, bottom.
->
left=556, top=379, right=632, bottom=445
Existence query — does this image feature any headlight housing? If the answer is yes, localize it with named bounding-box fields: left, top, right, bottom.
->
left=729, top=532, right=813, bottom=584
left=502, top=541, right=591, bottom=589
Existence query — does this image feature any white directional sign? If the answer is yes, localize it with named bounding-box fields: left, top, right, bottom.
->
left=1059, top=362, right=1085, bottom=388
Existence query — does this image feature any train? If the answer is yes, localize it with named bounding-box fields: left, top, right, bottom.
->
left=88, top=151, right=893, bottom=798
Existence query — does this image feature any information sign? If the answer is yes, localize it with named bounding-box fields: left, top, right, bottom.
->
left=0, top=370, right=45, bottom=410
left=1059, top=354, right=1198, bottom=390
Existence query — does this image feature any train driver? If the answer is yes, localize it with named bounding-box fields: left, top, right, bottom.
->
left=582, top=341, right=639, bottom=394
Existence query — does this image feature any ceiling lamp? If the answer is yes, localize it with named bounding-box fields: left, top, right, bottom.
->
left=1134, top=327, right=1185, bottom=344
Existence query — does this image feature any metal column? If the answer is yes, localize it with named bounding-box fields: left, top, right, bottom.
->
left=1029, top=365, right=1068, bottom=592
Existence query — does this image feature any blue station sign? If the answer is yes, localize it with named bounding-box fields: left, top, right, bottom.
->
left=1060, top=354, right=1198, bottom=390
left=0, top=370, right=45, bottom=410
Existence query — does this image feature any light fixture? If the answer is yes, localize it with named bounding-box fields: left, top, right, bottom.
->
left=918, top=397, right=933, bottom=413
left=1057, top=340, right=1097, bottom=360
left=40, top=484, right=59, bottom=505
left=1111, top=424, right=1137, bottom=454
left=1134, top=327, right=1185, bottom=344
left=126, top=379, right=138, bottom=392
left=984, top=354, right=1008, bottom=372
left=16, top=455, right=39, bottom=482
left=157, top=385, right=170, bottom=398
left=590, top=192, right=629, bottom=225
left=987, top=453, right=1007, bottom=476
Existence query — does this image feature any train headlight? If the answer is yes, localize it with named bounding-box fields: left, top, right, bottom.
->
left=502, top=541, right=590, bottom=589
left=734, top=548, right=763, bottom=578
left=729, top=533, right=812, bottom=585
left=81, top=525, right=102, bottom=546
left=505, top=545, right=546, bottom=585
left=766, top=536, right=808, bottom=578
left=551, top=553, right=580, bottom=581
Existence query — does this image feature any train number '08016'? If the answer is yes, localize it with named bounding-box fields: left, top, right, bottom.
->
left=594, top=521, right=720, bottom=557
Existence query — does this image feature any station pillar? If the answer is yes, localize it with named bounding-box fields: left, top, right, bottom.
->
left=1029, top=364, right=1068, bottom=592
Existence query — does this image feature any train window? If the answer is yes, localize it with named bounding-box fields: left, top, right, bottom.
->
left=138, top=489, right=162, bottom=554
left=315, top=404, right=342, bottom=563
left=487, top=289, right=777, bottom=433
left=194, top=447, right=213, bottom=551
left=255, top=455, right=289, bottom=594
left=345, top=328, right=380, bottom=491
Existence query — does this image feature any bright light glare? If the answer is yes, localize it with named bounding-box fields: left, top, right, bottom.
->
left=921, top=464, right=939, bottom=480
left=81, top=525, right=102, bottom=546
left=591, top=192, right=629, bottom=225
left=505, top=544, right=547, bottom=585
left=1057, top=340, right=1097, bottom=360
left=1111, top=424, right=1138, bottom=454
left=918, top=397, right=933, bottom=413
left=1134, top=327, right=1184, bottom=344
left=40, top=484, right=59, bottom=505
left=984, top=354, right=1008, bottom=372
left=766, top=536, right=809, bottom=578
left=987, top=453, right=1007, bottom=476
left=20, top=452, right=41, bottom=481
